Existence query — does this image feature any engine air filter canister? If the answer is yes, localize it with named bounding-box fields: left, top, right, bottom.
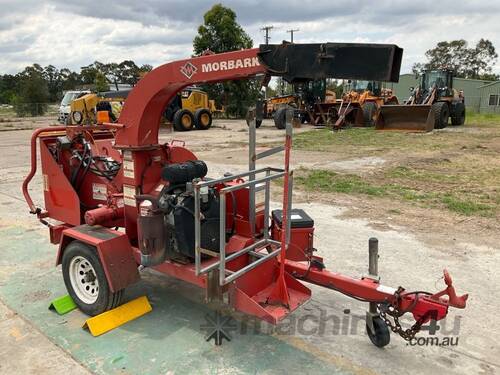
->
left=161, top=160, right=208, bottom=185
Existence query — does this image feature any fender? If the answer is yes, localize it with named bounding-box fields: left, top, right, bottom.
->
left=56, top=225, right=140, bottom=292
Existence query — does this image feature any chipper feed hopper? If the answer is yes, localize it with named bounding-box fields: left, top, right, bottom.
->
left=23, top=42, right=467, bottom=347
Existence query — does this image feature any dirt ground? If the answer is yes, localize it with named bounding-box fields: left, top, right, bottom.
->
left=0, top=118, right=499, bottom=374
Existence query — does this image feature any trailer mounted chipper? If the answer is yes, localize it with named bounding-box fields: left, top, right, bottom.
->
left=22, top=42, right=467, bottom=347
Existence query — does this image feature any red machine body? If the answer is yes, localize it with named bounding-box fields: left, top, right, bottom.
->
left=22, top=43, right=467, bottom=344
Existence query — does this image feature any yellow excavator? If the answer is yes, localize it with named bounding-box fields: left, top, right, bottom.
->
left=377, top=69, right=466, bottom=132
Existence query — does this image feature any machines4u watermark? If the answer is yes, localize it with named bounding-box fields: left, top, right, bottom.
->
left=201, top=308, right=462, bottom=346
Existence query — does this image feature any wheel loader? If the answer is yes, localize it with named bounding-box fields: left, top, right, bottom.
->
left=333, top=80, right=398, bottom=129
left=269, top=79, right=338, bottom=129
left=164, top=87, right=216, bottom=131
left=377, top=69, right=466, bottom=132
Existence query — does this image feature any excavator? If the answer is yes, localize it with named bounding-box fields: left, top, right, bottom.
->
left=378, top=69, right=466, bottom=132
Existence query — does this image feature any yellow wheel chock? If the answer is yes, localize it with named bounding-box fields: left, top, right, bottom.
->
left=83, top=296, right=152, bottom=336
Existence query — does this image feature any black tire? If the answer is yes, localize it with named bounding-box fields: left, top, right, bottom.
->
left=451, top=102, right=466, bottom=126
left=62, top=241, right=123, bottom=316
left=300, top=112, right=309, bottom=124
left=273, top=107, right=287, bottom=129
left=366, top=316, right=390, bottom=348
left=173, top=109, right=195, bottom=131
left=432, top=102, right=450, bottom=129
left=362, top=102, right=377, bottom=127
left=194, top=108, right=213, bottom=130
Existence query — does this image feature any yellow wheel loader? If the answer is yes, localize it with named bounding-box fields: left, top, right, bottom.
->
left=333, top=80, right=398, bottom=129
left=377, top=70, right=465, bottom=132
left=164, top=88, right=216, bottom=131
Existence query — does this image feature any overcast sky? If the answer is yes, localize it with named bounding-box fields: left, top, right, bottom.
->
left=1, top=1, right=499, bottom=75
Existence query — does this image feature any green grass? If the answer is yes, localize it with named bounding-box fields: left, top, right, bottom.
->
left=292, top=128, right=458, bottom=156
left=465, top=111, right=500, bottom=127
left=291, top=115, right=500, bottom=219
left=441, top=194, right=494, bottom=216
left=296, top=170, right=385, bottom=196
left=294, top=128, right=408, bottom=151
left=0, top=106, right=16, bottom=117
left=295, top=168, right=497, bottom=217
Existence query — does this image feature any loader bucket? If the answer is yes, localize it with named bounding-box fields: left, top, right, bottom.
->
left=377, top=105, right=434, bottom=132
left=333, top=102, right=365, bottom=129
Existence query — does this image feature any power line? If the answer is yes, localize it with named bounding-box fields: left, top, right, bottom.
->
left=286, top=29, right=299, bottom=43
left=260, top=25, right=274, bottom=45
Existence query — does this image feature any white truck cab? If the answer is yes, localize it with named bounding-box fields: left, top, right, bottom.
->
left=58, top=90, right=90, bottom=124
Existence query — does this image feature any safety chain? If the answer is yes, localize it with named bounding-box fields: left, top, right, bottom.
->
left=378, top=303, right=423, bottom=342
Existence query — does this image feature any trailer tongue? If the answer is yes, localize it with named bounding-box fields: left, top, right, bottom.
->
left=22, top=42, right=467, bottom=347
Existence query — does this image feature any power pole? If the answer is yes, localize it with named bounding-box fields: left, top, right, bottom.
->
left=261, top=25, right=274, bottom=45
left=287, top=28, right=299, bottom=43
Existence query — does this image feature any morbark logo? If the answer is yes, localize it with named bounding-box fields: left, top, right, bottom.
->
left=180, top=61, right=197, bottom=79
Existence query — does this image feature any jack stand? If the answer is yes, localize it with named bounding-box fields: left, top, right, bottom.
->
left=366, top=237, right=380, bottom=334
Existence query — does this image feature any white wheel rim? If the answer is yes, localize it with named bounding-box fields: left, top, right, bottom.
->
left=69, top=256, right=99, bottom=304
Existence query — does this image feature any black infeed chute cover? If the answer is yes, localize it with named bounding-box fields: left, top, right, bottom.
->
left=258, top=43, right=403, bottom=83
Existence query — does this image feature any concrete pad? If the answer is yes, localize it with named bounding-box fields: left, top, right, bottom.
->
left=0, top=299, right=90, bottom=374
left=0, top=224, right=349, bottom=374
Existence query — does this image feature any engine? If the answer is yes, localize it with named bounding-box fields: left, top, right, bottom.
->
left=137, top=160, right=220, bottom=266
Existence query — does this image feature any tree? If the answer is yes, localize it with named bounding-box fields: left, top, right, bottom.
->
left=0, top=59, right=151, bottom=114
left=94, top=72, right=109, bottom=92
left=60, top=68, right=83, bottom=91
left=193, top=4, right=259, bottom=117
left=413, top=39, right=498, bottom=80
left=12, top=64, right=49, bottom=116
left=0, top=74, right=17, bottom=104
left=43, top=65, right=63, bottom=102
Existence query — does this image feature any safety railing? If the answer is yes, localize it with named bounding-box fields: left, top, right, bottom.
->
left=193, top=103, right=294, bottom=286
left=193, top=167, right=289, bottom=285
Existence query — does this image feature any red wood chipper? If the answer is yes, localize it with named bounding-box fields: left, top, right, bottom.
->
left=22, top=43, right=467, bottom=347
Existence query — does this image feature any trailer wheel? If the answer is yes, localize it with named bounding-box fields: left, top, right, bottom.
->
left=362, top=102, right=377, bottom=127
left=173, top=109, right=195, bottom=131
left=432, top=102, right=449, bottom=129
left=194, top=108, right=212, bottom=130
left=274, top=107, right=287, bottom=129
left=62, top=241, right=123, bottom=316
left=366, top=316, right=390, bottom=348
left=451, top=103, right=465, bottom=126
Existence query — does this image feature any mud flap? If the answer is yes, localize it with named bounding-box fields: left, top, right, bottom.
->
left=377, top=104, right=434, bottom=132
left=83, top=296, right=152, bottom=336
